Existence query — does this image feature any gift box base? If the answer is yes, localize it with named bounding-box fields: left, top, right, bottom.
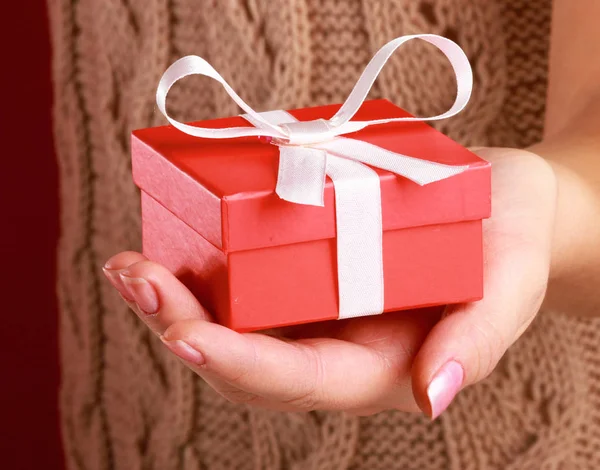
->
left=141, top=191, right=484, bottom=332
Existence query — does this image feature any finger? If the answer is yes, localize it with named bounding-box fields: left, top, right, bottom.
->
left=104, top=257, right=261, bottom=400
left=104, top=251, right=147, bottom=270
left=411, top=255, right=545, bottom=419
left=184, top=310, right=436, bottom=412
left=411, top=148, right=556, bottom=419
left=115, top=260, right=213, bottom=334
left=161, top=317, right=416, bottom=411
left=102, top=251, right=147, bottom=301
left=103, top=259, right=405, bottom=412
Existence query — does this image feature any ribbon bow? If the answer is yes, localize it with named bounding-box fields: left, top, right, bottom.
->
left=157, top=34, right=473, bottom=320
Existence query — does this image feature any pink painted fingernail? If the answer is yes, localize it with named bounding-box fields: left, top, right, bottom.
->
left=161, top=337, right=205, bottom=365
left=119, top=273, right=159, bottom=315
left=102, top=267, right=135, bottom=302
left=427, top=360, right=464, bottom=420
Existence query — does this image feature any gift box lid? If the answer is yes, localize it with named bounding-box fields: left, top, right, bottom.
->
left=132, top=99, right=491, bottom=253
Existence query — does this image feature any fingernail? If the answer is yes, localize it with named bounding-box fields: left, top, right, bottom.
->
left=161, top=337, right=205, bottom=365
left=119, top=273, right=159, bottom=315
left=102, top=267, right=135, bottom=302
left=427, top=360, right=464, bottom=420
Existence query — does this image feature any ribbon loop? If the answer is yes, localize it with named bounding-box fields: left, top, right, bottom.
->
left=327, top=34, right=473, bottom=134
left=156, top=56, right=288, bottom=140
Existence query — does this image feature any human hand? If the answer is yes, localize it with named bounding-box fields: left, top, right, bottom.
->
left=103, top=147, right=556, bottom=418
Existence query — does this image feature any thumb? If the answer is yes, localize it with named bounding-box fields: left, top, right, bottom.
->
left=411, top=251, right=548, bottom=419
left=411, top=147, right=555, bottom=419
left=410, top=298, right=517, bottom=420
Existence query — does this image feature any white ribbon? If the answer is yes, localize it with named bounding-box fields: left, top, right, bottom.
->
left=156, top=34, right=473, bottom=319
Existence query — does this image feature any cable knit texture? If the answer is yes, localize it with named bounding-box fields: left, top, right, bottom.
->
left=48, top=0, right=600, bottom=468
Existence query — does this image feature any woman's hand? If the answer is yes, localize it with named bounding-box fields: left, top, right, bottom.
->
left=103, top=147, right=557, bottom=418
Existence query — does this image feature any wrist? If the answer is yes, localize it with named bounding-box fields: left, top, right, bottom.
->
left=543, top=159, right=574, bottom=282
left=529, top=140, right=600, bottom=314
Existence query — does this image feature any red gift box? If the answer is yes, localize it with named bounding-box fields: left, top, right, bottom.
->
left=132, top=99, right=490, bottom=332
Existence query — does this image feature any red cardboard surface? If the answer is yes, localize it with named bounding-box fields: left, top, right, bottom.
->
left=142, top=192, right=483, bottom=332
left=133, top=99, right=491, bottom=331
left=133, top=99, right=490, bottom=252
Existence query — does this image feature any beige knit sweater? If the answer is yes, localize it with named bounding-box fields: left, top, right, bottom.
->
left=48, top=0, right=600, bottom=468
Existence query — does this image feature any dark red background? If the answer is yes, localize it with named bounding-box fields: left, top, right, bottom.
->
left=1, top=2, right=64, bottom=469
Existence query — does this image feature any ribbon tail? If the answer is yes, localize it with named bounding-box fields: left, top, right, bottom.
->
left=315, top=137, right=469, bottom=186
left=242, top=111, right=329, bottom=207
left=276, top=147, right=328, bottom=207
left=325, top=155, right=384, bottom=319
